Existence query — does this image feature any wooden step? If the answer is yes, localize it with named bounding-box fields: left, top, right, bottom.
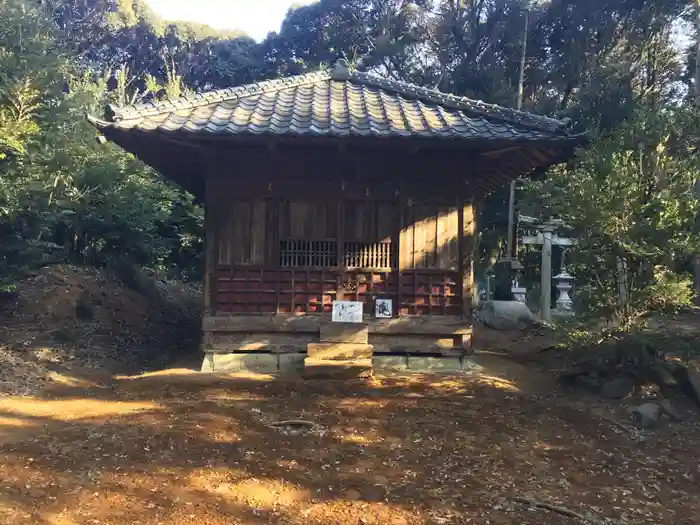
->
left=320, top=323, right=369, bottom=344
left=307, top=343, right=373, bottom=360
left=303, top=358, right=373, bottom=379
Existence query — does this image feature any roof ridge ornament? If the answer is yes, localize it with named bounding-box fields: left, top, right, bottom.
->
left=331, top=58, right=351, bottom=81
left=105, top=104, right=120, bottom=122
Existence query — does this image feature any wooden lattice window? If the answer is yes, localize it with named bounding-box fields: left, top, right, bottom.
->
left=280, top=240, right=338, bottom=268
left=344, top=241, right=395, bottom=269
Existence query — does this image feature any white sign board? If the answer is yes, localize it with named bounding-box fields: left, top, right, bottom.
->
left=375, top=298, right=393, bottom=318
left=332, top=300, right=363, bottom=323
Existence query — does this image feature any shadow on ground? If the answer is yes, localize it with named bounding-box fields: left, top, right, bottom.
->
left=0, top=362, right=698, bottom=525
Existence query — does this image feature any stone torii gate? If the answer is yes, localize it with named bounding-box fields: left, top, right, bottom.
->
left=519, top=215, right=576, bottom=322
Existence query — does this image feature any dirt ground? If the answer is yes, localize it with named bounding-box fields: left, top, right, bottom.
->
left=1, top=361, right=699, bottom=525
left=1, top=267, right=700, bottom=524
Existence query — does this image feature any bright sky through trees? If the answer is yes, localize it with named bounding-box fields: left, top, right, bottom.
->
left=145, top=0, right=313, bottom=41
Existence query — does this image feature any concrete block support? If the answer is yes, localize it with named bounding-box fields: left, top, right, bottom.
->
left=373, top=355, right=409, bottom=372
left=200, top=353, right=482, bottom=376
left=200, top=353, right=214, bottom=373
left=211, top=353, right=278, bottom=373
left=303, top=358, right=373, bottom=379
left=278, top=354, right=306, bottom=375
left=407, top=356, right=462, bottom=373
left=461, top=357, right=484, bottom=373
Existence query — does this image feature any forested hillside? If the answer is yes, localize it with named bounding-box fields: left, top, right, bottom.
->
left=1, top=0, right=699, bottom=320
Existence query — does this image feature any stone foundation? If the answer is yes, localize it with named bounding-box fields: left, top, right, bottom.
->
left=201, top=314, right=475, bottom=376
left=202, top=353, right=483, bottom=375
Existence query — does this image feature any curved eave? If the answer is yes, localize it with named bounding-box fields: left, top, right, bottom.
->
left=86, top=113, right=114, bottom=129
left=89, top=115, right=585, bottom=147
left=88, top=114, right=206, bottom=200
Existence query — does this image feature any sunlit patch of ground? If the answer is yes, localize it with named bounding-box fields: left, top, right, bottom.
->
left=0, top=398, right=159, bottom=420
left=0, top=363, right=698, bottom=524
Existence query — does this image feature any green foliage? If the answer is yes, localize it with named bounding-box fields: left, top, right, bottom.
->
left=0, top=80, right=41, bottom=158
left=639, top=267, right=694, bottom=312
left=0, top=0, right=698, bottom=318
left=0, top=0, right=203, bottom=284
left=524, top=107, right=700, bottom=324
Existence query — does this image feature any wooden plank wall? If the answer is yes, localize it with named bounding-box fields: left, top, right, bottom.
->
left=209, top=195, right=465, bottom=316
left=281, top=200, right=340, bottom=240
left=344, top=200, right=395, bottom=242
left=217, top=199, right=401, bottom=267
left=399, top=204, right=459, bottom=270
left=217, top=199, right=274, bottom=266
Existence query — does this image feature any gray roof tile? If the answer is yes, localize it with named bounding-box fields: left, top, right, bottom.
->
left=92, top=59, right=576, bottom=142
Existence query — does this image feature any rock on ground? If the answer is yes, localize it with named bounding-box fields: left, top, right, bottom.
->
left=476, top=301, right=539, bottom=331
left=665, top=361, right=700, bottom=408
left=630, top=403, right=662, bottom=429
left=600, top=376, right=635, bottom=399
left=574, top=371, right=602, bottom=391
left=659, top=398, right=684, bottom=421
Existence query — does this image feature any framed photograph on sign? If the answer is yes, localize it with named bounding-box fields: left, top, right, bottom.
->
left=375, top=298, right=392, bottom=319
left=332, top=300, right=363, bottom=323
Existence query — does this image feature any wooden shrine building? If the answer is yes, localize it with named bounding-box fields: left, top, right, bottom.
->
left=89, top=59, right=583, bottom=371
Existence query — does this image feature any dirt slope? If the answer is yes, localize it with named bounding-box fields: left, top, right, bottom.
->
left=0, top=265, right=201, bottom=395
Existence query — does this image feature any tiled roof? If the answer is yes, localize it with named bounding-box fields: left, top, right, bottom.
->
left=90, top=60, right=575, bottom=142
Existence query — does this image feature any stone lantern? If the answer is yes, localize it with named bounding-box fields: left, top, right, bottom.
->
left=510, top=260, right=527, bottom=304
left=553, top=268, right=574, bottom=316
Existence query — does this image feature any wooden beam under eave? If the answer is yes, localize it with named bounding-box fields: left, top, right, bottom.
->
left=208, top=178, right=463, bottom=203
left=481, top=145, right=522, bottom=158
left=106, top=130, right=207, bottom=200
left=475, top=147, right=555, bottom=194
left=148, top=128, right=505, bottom=153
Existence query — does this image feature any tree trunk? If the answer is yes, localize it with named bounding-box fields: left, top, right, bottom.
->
left=695, top=1, right=700, bottom=107
left=516, top=4, right=528, bottom=112
left=694, top=0, right=700, bottom=298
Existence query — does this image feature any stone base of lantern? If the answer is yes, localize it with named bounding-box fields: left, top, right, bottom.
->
left=552, top=307, right=575, bottom=319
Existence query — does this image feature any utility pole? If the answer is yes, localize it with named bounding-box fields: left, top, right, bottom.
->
left=493, top=1, right=530, bottom=301
left=505, top=1, right=529, bottom=260
left=516, top=6, right=528, bottom=112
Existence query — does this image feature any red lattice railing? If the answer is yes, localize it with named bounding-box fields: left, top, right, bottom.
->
left=215, top=267, right=460, bottom=316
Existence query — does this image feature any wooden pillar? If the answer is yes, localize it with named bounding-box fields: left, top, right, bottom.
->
left=459, top=200, right=476, bottom=318
left=201, top=174, right=219, bottom=354
left=336, top=152, right=347, bottom=303
left=203, top=144, right=223, bottom=320
left=395, top=199, right=403, bottom=317
left=203, top=175, right=217, bottom=318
